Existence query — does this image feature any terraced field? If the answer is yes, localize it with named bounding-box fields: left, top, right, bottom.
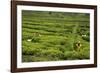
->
left=22, top=10, right=90, bottom=62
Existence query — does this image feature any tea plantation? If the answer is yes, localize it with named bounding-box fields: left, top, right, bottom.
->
left=22, top=10, right=90, bottom=62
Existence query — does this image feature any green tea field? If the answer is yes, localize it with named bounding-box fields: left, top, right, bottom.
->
left=22, top=10, right=90, bottom=62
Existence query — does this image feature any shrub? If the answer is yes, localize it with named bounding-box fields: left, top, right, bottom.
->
left=31, top=37, right=40, bottom=42
left=63, top=49, right=90, bottom=60
left=22, top=35, right=33, bottom=40
left=78, top=49, right=90, bottom=59
left=22, top=55, right=33, bottom=62
left=22, top=46, right=41, bottom=55
left=31, top=56, right=50, bottom=62
left=22, top=11, right=90, bottom=62
left=41, top=48, right=64, bottom=59
left=82, top=36, right=90, bottom=42
left=60, top=40, right=67, bottom=45
left=63, top=51, right=75, bottom=60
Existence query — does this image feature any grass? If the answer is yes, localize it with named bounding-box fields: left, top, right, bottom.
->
left=22, top=10, right=90, bottom=62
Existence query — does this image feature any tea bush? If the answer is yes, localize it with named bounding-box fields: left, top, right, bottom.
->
left=22, top=10, right=90, bottom=62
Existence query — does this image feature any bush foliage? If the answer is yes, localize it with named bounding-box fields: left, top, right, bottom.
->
left=22, top=10, right=90, bottom=62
